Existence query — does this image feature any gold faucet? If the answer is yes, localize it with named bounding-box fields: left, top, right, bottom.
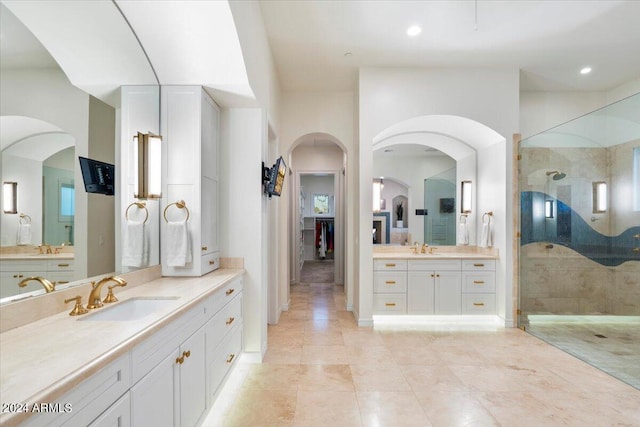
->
left=421, top=243, right=429, bottom=254
left=411, top=241, right=420, bottom=254
left=87, top=276, right=127, bottom=309
left=429, top=246, right=437, bottom=255
left=18, top=276, right=56, bottom=293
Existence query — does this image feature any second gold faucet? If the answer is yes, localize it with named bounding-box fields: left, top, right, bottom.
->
left=86, top=276, right=127, bottom=309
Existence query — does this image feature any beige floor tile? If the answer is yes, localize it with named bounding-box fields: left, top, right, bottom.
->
left=413, top=390, right=498, bottom=426
left=301, top=344, right=349, bottom=364
left=298, top=364, right=354, bottom=391
left=350, top=364, right=411, bottom=392
left=241, top=364, right=301, bottom=390
left=292, top=390, right=362, bottom=426
left=304, top=318, right=343, bottom=332
left=220, top=388, right=297, bottom=426
left=357, top=391, right=432, bottom=427
left=342, top=329, right=385, bottom=347
left=401, top=365, right=470, bottom=393
left=303, top=329, right=344, bottom=345
left=346, top=345, right=396, bottom=365
left=388, top=345, right=444, bottom=365
left=263, top=344, right=303, bottom=364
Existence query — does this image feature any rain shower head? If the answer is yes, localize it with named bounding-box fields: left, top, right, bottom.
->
left=546, top=171, right=567, bottom=181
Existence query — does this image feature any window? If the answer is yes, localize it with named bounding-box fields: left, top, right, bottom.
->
left=313, top=194, right=329, bottom=215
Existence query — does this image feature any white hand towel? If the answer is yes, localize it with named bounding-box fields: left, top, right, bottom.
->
left=479, top=222, right=492, bottom=248
left=458, top=221, right=469, bottom=245
left=166, top=221, right=192, bottom=267
left=17, top=224, right=32, bottom=245
left=122, top=220, right=145, bottom=267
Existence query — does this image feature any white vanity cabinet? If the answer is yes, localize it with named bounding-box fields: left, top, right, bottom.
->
left=461, top=260, right=496, bottom=314
left=408, top=260, right=461, bottom=314
left=0, top=259, right=75, bottom=298
left=373, top=260, right=408, bottom=314
left=374, top=256, right=497, bottom=317
left=162, top=86, right=220, bottom=277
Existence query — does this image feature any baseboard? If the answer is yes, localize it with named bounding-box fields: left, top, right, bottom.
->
left=281, top=299, right=290, bottom=311
left=240, top=351, right=263, bottom=364
left=358, top=317, right=374, bottom=327
left=346, top=303, right=353, bottom=311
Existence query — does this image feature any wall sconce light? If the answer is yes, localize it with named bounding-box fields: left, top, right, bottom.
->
left=461, top=180, right=472, bottom=214
left=3, top=181, right=17, bottom=214
left=372, top=178, right=384, bottom=212
left=133, top=132, right=162, bottom=199
left=593, top=181, right=607, bottom=213
left=545, top=200, right=554, bottom=219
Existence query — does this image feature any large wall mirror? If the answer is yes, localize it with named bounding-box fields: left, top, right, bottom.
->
left=373, top=142, right=476, bottom=246
left=0, top=2, right=158, bottom=302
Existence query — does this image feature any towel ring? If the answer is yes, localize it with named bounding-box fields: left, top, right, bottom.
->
left=126, top=202, right=149, bottom=224
left=459, top=214, right=468, bottom=223
left=482, top=211, right=493, bottom=224
left=164, top=200, right=190, bottom=223
left=19, top=213, right=32, bottom=225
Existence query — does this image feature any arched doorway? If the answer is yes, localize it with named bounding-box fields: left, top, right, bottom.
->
left=288, top=133, right=347, bottom=292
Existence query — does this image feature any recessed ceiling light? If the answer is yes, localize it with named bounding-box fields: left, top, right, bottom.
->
left=407, top=25, right=422, bottom=37
left=580, top=67, right=592, bottom=75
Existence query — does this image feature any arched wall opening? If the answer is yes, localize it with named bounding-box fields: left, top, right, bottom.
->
left=287, top=132, right=348, bottom=309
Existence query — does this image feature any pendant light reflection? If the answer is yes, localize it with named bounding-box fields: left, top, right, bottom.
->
left=133, top=132, right=162, bottom=199
left=3, top=181, right=17, bottom=214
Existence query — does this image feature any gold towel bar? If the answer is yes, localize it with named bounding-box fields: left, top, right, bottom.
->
left=125, top=201, right=149, bottom=224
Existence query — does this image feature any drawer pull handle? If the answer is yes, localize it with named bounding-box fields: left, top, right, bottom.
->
left=436, top=274, right=440, bottom=278
left=473, top=303, right=485, bottom=307
left=58, top=263, right=70, bottom=267
left=473, top=280, right=485, bottom=285
left=431, top=274, right=434, bottom=278
left=226, top=316, right=235, bottom=325
left=209, top=260, right=216, bottom=265
left=176, top=355, right=185, bottom=365
left=58, top=281, right=70, bottom=284
left=183, top=350, right=191, bottom=358
left=226, top=288, right=235, bottom=296
left=202, top=246, right=208, bottom=251
left=385, top=303, right=396, bottom=307
left=385, top=280, right=396, bottom=285
left=473, top=263, right=485, bottom=267
left=226, top=353, right=236, bottom=364
left=13, top=274, right=19, bottom=278
left=385, top=263, right=396, bottom=267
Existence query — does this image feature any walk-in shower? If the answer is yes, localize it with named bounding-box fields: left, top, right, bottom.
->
left=518, top=93, right=640, bottom=389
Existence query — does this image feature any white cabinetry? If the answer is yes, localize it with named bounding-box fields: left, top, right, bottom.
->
left=0, top=259, right=74, bottom=298
left=374, top=257, right=496, bottom=316
left=162, top=86, right=220, bottom=276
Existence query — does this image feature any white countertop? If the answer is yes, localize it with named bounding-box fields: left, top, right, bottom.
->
left=0, top=268, right=243, bottom=427
left=373, top=246, right=498, bottom=259
left=0, top=253, right=74, bottom=261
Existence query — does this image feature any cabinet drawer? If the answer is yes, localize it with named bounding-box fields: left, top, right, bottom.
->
left=461, top=259, right=495, bottom=271
left=373, top=293, right=407, bottom=314
left=461, top=294, right=496, bottom=314
left=208, top=323, right=243, bottom=399
left=47, top=260, right=75, bottom=271
left=462, top=272, right=496, bottom=293
left=210, top=277, right=243, bottom=315
left=0, top=260, right=47, bottom=272
left=200, top=251, right=220, bottom=275
left=373, top=259, right=407, bottom=271
left=408, top=259, right=461, bottom=271
left=207, top=292, right=243, bottom=355
left=373, top=272, right=407, bottom=293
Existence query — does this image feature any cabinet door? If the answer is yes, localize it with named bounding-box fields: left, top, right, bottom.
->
left=407, top=271, right=435, bottom=314
left=201, top=176, right=218, bottom=254
left=88, top=393, right=131, bottom=427
left=434, top=271, right=461, bottom=314
left=179, top=326, right=207, bottom=427
left=131, top=350, right=179, bottom=427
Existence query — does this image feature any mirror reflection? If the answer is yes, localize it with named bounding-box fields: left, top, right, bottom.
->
left=0, top=3, right=157, bottom=302
left=373, top=143, right=458, bottom=246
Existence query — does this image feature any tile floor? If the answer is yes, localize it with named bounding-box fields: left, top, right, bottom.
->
left=525, top=315, right=640, bottom=390
left=203, top=283, right=640, bottom=426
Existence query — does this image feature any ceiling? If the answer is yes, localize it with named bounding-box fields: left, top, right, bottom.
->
left=260, top=0, right=640, bottom=92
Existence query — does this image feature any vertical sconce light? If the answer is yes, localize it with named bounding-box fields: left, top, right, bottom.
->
left=133, top=132, right=162, bottom=199
left=461, top=180, right=472, bottom=214
left=545, top=200, right=554, bottom=219
left=3, top=181, right=17, bottom=214
left=372, top=178, right=382, bottom=212
left=593, top=181, right=607, bottom=213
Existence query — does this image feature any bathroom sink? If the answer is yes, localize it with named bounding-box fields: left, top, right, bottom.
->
left=80, top=296, right=180, bottom=321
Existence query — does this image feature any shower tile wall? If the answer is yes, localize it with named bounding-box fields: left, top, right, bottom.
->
left=520, top=140, right=640, bottom=316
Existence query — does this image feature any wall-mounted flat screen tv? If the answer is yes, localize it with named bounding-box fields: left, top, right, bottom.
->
left=79, top=156, right=114, bottom=196
left=267, top=156, right=287, bottom=197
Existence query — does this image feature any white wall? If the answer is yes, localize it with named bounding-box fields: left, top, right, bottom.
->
left=359, top=67, right=520, bottom=326
left=1, top=68, right=90, bottom=279
left=301, top=175, right=335, bottom=217
left=1, top=155, right=41, bottom=245
left=220, top=107, right=266, bottom=358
